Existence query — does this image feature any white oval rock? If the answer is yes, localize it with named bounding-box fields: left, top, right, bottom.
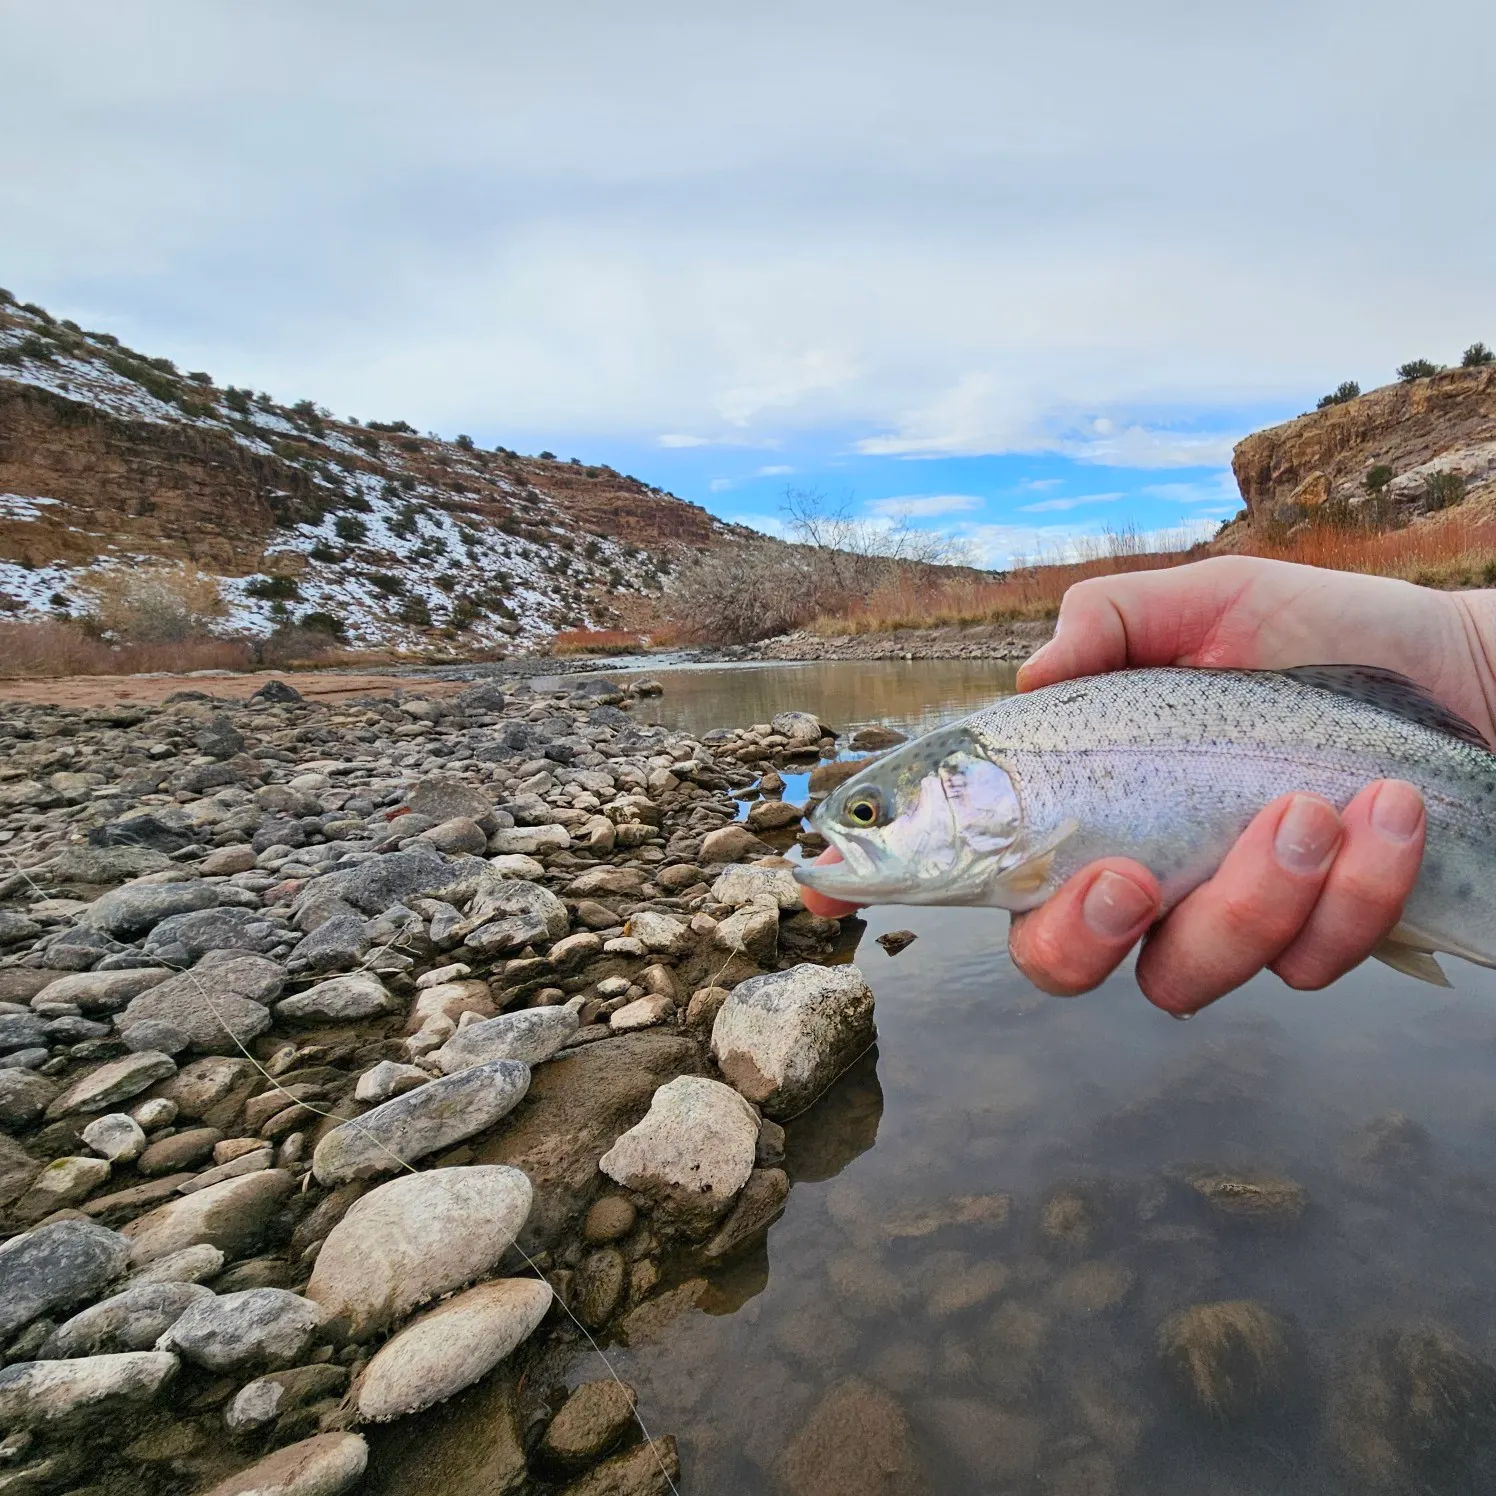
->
left=710, top=963, right=876, bottom=1119
left=431, top=1005, right=579, bottom=1074
left=203, top=1432, right=368, bottom=1496
left=0, top=1351, right=178, bottom=1429
left=599, top=1075, right=758, bottom=1227
left=305, top=1165, right=532, bottom=1340
left=82, top=1113, right=147, bottom=1164
left=276, top=973, right=402, bottom=1023
left=120, top=1169, right=296, bottom=1267
left=311, top=1058, right=530, bottom=1184
left=356, top=1278, right=552, bottom=1421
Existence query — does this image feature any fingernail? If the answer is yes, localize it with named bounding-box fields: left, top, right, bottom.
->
left=1273, top=795, right=1341, bottom=874
left=1370, top=781, right=1423, bottom=843
left=1082, top=870, right=1155, bottom=940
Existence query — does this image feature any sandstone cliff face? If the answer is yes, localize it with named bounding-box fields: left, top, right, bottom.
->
left=0, top=295, right=746, bottom=646
left=1231, top=366, right=1496, bottom=521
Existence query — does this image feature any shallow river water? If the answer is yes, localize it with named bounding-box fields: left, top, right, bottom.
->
left=451, top=661, right=1496, bottom=1493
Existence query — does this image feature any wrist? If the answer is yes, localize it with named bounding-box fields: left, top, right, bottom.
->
left=1448, top=589, right=1496, bottom=746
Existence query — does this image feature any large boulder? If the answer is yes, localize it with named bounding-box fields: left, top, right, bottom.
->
left=142, top=906, right=284, bottom=964
left=120, top=1169, right=296, bottom=1267
left=407, top=776, right=493, bottom=823
left=599, top=1076, right=759, bottom=1231
left=710, top=864, right=803, bottom=910
left=45, top=1051, right=178, bottom=1119
left=311, top=1059, right=530, bottom=1184
left=356, top=1279, right=552, bottom=1422
left=203, top=1433, right=368, bottom=1496
left=305, top=1166, right=532, bottom=1340
left=119, top=954, right=284, bottom=1054
left=0, top=1352, right=179, bottom=1430
left=158, top=1288, right=324, bottom=1372
left=0, top=1219, right=130, bottom=1339
left=276, top=972, right=402, bottom=1023
left=466, top=875, right=569, bottom=939
left=432, top=1005, right=580, bottom=1075
left=41, top=1281, right=211, bottom=1357
left=711, top=964, right=876, bottom=1119
left=476, top=1033, right=705, bottom=1251
left=78, top=881, right=220, bottom=938
left=0, top=1069, right=59, bottom=1130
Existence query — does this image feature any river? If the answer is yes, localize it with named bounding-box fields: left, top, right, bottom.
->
left=428, top=659, right=1496, bottom=1494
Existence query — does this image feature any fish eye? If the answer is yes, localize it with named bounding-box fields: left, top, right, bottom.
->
left=846, top=792, right=882, bottom=826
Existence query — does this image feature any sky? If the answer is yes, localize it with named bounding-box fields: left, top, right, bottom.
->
left=2, top=0, right=1493, bottom=566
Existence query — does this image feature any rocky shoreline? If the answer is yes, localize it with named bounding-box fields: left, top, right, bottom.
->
left=0, top=670, right=885, bottom=1495
left=754, top=619, right=1054, bottom=663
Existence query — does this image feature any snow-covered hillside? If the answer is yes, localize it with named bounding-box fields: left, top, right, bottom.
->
left=0, top=290, right=745, bottom=649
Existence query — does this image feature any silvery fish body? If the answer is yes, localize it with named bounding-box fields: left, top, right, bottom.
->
left=795, top=666, right=1496, bottom=981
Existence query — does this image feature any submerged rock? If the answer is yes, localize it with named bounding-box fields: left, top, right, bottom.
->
left=356, top=1278, right=551, bottom=1421
left=1157, top=1300, right=1292, bottom=1419
left=1188, top=1171, right=1307, bottom=1224
left=558, top=1436, right=680, bottom=1496
left=537, top=1379, right=639, bottom=1476
left=311, top=1058, right=530, bottom=1183
left=711, top=963, right=876, bottom=1119
left=305, top=1165, right=532, bottom=1339
left=777, top=1377, right=926, bottom=1496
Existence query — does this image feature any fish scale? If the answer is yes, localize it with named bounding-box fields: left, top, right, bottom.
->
left=799, top=666, right=1496, bottom=983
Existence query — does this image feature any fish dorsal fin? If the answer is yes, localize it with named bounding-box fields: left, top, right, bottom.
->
left=1275, top=666, right=1491, bottom=750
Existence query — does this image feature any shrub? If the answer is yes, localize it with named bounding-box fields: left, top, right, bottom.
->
left=1462, top=342, right=1495, bottom=368
left=1421, top=470, right=1467, bottom=511
left=455, top=433, right=474, bottom=450
left=223, top=386, right=251, bottom=414
left=299, top=610, right=347, bottom=641
left=367, top=418, right=416, bottom=434
left=666, top=543, right=823, bottom=643
left=538, top=450, right=556, bottom=460
left=369, top=573, right=405, bottom=596
left=1316, top=380, right=1361, bottom=409
left=21, top=303, right=52, bottom=323
left=341, top=493, right=373, bottom=514
left=349, top=431, right=380, bottom=454
left=397, top=595, right=432, bottom=626
left=333, top=515, right=368, bottom=543
left=244, top=574, right=301, bottom=602
left=187, top=370, right=213, bottom=386
left=79, top=564, right=228, bottom=643
left=1365, top=464, right=1394, bottom=492
left=0, top=288, right=13, bottom=305
left=103, top=353, right=178, bottom=403
left=308, top=542, right=343, bottom=564
left=1397, top=358, right=1443, bottom=382
left=551, top=628, right=644, bottom=655
left=147, top=356, right=177, bottom=375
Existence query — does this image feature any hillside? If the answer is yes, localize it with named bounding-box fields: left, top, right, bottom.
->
left=0, top=290, right=750, bottom=649
left=1229, top=365, right=1496, bottom=527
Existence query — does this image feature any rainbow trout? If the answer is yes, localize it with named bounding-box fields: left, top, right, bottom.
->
left=794, top=666, right=1496, bottom=985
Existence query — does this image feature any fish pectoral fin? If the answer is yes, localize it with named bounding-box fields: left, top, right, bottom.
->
left=994, top=820, right=1078, bottom=899
left=1372, top=938, right=1452, bottom=988
left=1383, top=919, right=1496, bottom=974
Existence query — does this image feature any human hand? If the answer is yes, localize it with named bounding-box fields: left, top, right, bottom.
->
left=803, top=556, right=1496, bottom=1014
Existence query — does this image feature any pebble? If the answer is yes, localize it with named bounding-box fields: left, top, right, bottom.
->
left=122, top=1242, right=225, bottom=1288
left=276, top=972, right=402, bottom=1023
left=356, top=1278, right=552, bottom=1421
left=312, top=1058, right=529, bottom=1183
left=225, top=1362, right=350, bottom=1433
left=119, top=956, right=284, bottom=1053
left=77, top=881, right=219, bottom=938
left=81, top=1113, right=147, bottom=1163
left=120, top=1168, right=296, bottom=1267
left=582, top=1195, right=638, bottom=1245
left=306, top=1165, right=533, bottom=1339
left=14, top=1155, right=111, bottom=1220
left=354, top=1060, right=430, bottom=1102
left=30, top=968, right=175, bottom=1014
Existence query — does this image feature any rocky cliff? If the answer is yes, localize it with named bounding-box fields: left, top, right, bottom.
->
left=1231, top=366, right=1496, bottom=523
left=0, top=293, right=748, bottom=648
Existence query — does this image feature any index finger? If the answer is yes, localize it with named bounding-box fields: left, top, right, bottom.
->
left=1017, top=556, right=1260, bottom=692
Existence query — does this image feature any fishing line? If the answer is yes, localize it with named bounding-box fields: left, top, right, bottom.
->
left=0, top=850, right=684, bottom=1496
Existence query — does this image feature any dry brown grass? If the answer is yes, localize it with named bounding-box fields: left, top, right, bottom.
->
left=77, top=564, right=228, bottom=643
left=0, top=619, right=256, bottom=678
left=549, top=628, right=646, bottom=655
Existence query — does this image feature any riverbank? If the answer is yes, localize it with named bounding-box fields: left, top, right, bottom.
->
left=0, top=669, right=872, bottom=1494
left=755, top=618, right=1054, bottom=662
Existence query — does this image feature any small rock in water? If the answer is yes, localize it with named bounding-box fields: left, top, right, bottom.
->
left=537, top=1379, right=639, bottom=1476
left=1187, top=1171, right=1307, bottom=1224
left=876, top=930, right=917, bottom=957
left=777, top=1377, right=923, bottom=1496
left=1157, top=1300, right=1292, bottom=1419
left=157, top=1287, right=324, bottom=1372
left=558, top=1436, right=680, bottom=1496
left=203, top=1432, right=368, bottom=1496
left=355, top=1278, right=552, bottom=1421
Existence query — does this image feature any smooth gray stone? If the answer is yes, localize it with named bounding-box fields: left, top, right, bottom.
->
left=157, top=1287, right=324, bottom=1372
left=0, top=1219, right=130, bottom=1339
left=79, top=882, right=220, bottom=939
left=0, top=1352, right=178, bottom=1429
left=41, top=1281, right=212, bottom=1357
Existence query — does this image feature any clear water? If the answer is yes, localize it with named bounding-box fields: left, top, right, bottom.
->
left=439, top=661, right=1496, bottom=1493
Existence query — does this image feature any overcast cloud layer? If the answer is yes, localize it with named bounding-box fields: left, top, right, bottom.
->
left=2, top=1, right=1492, bottom=558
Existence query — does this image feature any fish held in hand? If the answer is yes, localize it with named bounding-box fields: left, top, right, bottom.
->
left=794, top=666, right=1496, bottom=984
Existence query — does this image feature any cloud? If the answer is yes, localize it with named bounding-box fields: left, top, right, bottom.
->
left=1144, top=474, right=1244, bottom=505
left=2, top=0, right=1491, bottom=461
left=724, top=513, right=789, bottom=539
left=955, top=517, right=1219, bottom=569
left=1019, top=492, right=1123, bottom=513
left=708, top=477, right=734, bottom=492
left=866, top=493, right=983, bottom=518
left=756, top=464, right=794, bottom=476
